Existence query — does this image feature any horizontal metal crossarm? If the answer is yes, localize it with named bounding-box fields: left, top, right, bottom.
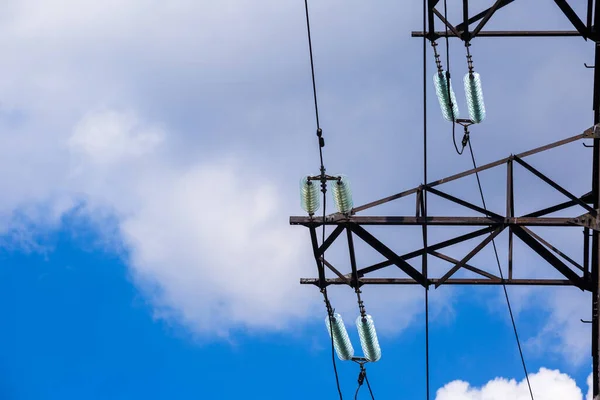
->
left=294, top=130, right=600, bottom=290
left=300, top=278, right=578, bottom=286
left=413, top=30, right=585, bottom=38
left=291, top=216, right=583, bottom=227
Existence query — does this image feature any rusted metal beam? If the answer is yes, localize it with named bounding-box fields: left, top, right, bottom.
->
left=291, top=216, right=580, bottom=227
left=412, top=30, right=584, bottom=37
left=301, top=278, right=577, bottom=286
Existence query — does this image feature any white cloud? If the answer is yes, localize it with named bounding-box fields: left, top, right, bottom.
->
left=0, top=0, right=430, bottom=338
left=0, top=0, right=593, bottom=356
left=524, top=288, right=591, bottom=366
left=62, top=108, right=317, bottom=335
left=436, top=368, right=588, bottom=400
left=68, top=110, right=164, bottom=166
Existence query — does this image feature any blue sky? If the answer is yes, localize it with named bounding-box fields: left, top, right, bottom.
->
left=0, top=0, right=596, bottom=398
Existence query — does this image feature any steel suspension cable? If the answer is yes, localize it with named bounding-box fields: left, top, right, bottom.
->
left=303, top=1, right=343, bottom=398
left=467, top=140, right=535, bottom=400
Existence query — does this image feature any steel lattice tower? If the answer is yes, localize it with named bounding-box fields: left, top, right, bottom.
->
left=291, top=1, right=600, bottom=397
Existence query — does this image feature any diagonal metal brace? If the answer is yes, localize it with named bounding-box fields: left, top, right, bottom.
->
left=436, top=227, right=504, bottom=288
left=455, top=0, right=514, bottom=32
left=511, top=226, right=588, bottom=290
left=354, top=226, right=498, bottom=277
left=427, top=186, right=503, bottom=218
left=472, top=0, right=507, bottom=38
left=553, top=0, right=590, bottom=40
left=316, top=225, right=345, bottom=256
left=432, top=8, right=462, bottom=39
left=321, top=257, right=352, bottom=285
left=348, top=223, right=428, bottom=287
left=513, top=155, right=597, bottom=216
left=430, top=250, right=500, bottom=280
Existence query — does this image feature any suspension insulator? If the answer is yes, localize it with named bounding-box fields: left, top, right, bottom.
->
left=332, top=176, right=353, bottom=214
left=464, top=72, right=486, bottom=123
left=434, top=71, right=460, bottom=122
left=325, top=313, right=355, bottom=361
left=300, top=176, right=320, bottom=215
left=356, top=314, right=381, bottom=362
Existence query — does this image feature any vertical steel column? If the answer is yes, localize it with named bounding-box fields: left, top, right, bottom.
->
left=592, top=1, right=600, bottom=397
left=507, top=159, right=514, bottom=279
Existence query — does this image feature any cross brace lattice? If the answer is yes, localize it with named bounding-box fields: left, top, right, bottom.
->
left=291, top=125, right=600, bottom=292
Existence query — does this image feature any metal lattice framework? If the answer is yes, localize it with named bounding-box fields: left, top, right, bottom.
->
left=292, top=1, right=600, bottom=398
left=292, top=126, right=600, bottom=289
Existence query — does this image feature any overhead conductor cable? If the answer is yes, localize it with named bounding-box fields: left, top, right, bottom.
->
left=302, top=0, right=343, bottom=398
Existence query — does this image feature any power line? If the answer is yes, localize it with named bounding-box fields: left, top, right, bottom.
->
left=422, top=0, right=431, bottom=399
left=437, top=0, right=533, bottom=392
left=354, top=364, right=375, bottom=400
left=442, top=0, right=462, bottom=156
left=302, top=1, right=343, bottom=398
left=364, top=374, right=375, bottom=399
left=467, top=140, right=535, bottom=400
left=323, top=288, right=343, bottom=400
left=303, top=0, right=324, bottom=168
left=438, top=1, right=534, bottom=395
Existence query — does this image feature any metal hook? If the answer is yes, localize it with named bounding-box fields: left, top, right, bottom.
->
left=585, top=63, right=595, bottom=68
left=581, top=319, right=592, bottom=323
left=584, top=142, right=594, bottom=148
